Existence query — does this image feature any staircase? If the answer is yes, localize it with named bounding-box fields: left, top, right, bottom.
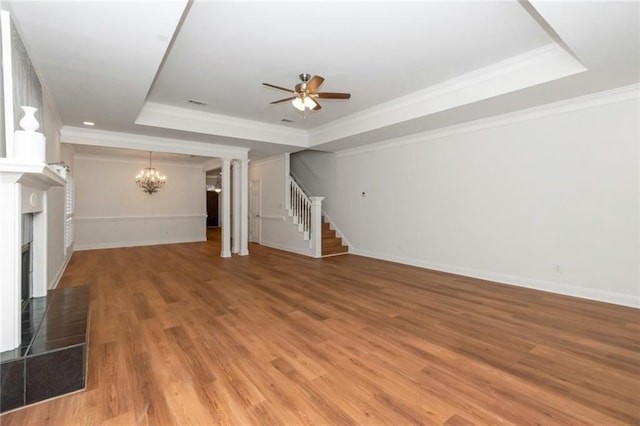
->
left=287, top=175, right=349, bottom=258
left=321, top=220, right=348, bottom=256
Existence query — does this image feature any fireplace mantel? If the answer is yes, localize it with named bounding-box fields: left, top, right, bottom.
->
left=0, top=160, right=66, bottom=189
left=0, top=159, right=66, bottom=352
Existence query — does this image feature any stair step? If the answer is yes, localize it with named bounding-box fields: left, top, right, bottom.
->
left=322, top=238, right=344, bottom=248
left=320, top=220, right=347, bottom=255
left=322, top=245, right=349, bottom=256
left=322, top=230, right=337, bottom=239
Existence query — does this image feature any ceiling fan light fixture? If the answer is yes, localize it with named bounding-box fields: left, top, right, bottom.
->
left=266, top=74, right=350, bottom=112
left=303, top=96, right=317, bottom=110
left=292, top=97, right=305, bottom=111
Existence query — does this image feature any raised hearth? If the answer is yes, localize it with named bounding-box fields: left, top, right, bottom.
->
left=0, top=286, right=89, bottom=413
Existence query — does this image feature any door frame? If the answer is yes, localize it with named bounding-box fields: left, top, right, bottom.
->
left=249, top=179, right=261, bottom=243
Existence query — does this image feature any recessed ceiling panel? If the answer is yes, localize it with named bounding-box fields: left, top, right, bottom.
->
left=149, top=1, right=553, bottom=129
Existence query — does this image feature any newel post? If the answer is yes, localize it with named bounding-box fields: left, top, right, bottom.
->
left=309, top=197, right=324, bottom=258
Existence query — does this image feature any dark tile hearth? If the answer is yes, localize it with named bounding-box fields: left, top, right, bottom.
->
left=0, top=286, right=89, bottom=413
left=26, top=345, right=85, bottom=404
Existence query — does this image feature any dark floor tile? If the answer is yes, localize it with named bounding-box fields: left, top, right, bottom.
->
left=29, top=297, right=49, bottom=311
left=29, top=334, right=86, bottom=355
left=35, top=320, right=87, bottom=342
left=44, top=310, right=88, bottom=324
left=0, top=348, right=22, bottom=363
left=1, top=359, right=25, bottom=413
left=26, top=345, right=86, bottom=405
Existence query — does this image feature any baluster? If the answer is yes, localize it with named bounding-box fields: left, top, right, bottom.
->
left=304, top=200, right=308, bottom=233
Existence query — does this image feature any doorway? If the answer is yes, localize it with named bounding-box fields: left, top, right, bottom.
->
left=249, top=179, right=261, bottom=243
left=206, top=191, right=219, bottom=227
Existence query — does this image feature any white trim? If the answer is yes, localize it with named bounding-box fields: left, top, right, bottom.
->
left=249, top=153, right=287, bottom=168
left=73, top=152, right=206, bottom=168
left=75, top=214, right=206, bottom=223
left=351, top=248, right=639, bottom=309
left=337, top=83, right=640, bottom=158
left=311, top=43, right=586, bottom=147
left=136, top=102, right=308, bottom=148
left=259, top=241, right=313, bottom=257
left=49, top=251, right=72, bottom=290
left=260, top=215, right=285, bottom=222
left=61, top=127, right=249, bottom=160
left=74, top=236, right=207, bottom=251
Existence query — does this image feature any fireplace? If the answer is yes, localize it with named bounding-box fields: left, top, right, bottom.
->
left=21, top=213, right=34, bottom=306
left=0, top=164, right=66, bottom=353
left=1, top=166, right=88, bottom=414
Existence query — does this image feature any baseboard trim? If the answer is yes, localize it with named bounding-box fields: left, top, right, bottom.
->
left=49, top=252, right=72, bottom=290
left=351, top=249, right=639, bottom=309
left=74, top=237, right=206, bottom=251
left=259, top=241, right=316, bottom=258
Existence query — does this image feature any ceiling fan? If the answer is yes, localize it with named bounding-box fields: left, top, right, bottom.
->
left=263, top=73, right=351, bottom=111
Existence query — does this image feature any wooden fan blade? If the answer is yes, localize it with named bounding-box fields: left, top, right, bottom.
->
left=312, top=99, right=322, bottom=110
left=316, top=92, right=351, bottom=99
left=270, top=96, right=296, bottom=104
left=306, top=75, right=325, bottom=93
left=262, top=83, right=294, bottom=93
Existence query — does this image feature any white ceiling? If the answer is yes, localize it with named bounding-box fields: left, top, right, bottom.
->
left=6, top=0, right=640, bottom=161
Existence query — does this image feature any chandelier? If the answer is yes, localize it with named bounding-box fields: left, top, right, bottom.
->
left=135, top=152, right=166, bottom=194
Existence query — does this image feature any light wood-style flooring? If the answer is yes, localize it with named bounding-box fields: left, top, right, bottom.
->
left=2, top=229, right=639, bottom=425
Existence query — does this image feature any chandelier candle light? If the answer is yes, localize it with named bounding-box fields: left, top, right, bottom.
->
left=135, top=152, right=166, bottom=194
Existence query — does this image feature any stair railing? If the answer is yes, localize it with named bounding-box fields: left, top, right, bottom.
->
left=289, top=176, right=311, bottom=236
left=287, top=176, right=323, bottom=257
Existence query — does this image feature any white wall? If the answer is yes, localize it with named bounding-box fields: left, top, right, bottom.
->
left=73, top=153, right=206, bottom=250
left=249, top=153, right=314, bottom=256
left=43, top=96, right=70, bottom=289
left=293, top=88, right=639, bottom=307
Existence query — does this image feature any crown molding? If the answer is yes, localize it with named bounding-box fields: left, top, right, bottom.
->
left=247, top=153, right=287, bottom=168
left=128, top=43, right=585, bottom=154
left=310, top=43, right=586, bottom=147
left=60, top=126, right=249, bottom=160
left=72, top=152, right=205, bottom=168
left=136, top=102, right=309, bottom=148
left=337, top=83, right=639, bottom=158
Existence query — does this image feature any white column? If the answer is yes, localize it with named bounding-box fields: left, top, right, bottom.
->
left=310, top=196, right=324, bottom=258
left=231, top=160, right=240, bottom=254
left=239, top=159, right=249, bottom=256
left=284, top=153, right=291, bottom=211
left=220, top=159, right=231, bottom=258
left=0, top=173, right=22, bottom=352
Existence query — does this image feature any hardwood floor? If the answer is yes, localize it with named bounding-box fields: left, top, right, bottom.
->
left=2, top=234, right=639, bottom=425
